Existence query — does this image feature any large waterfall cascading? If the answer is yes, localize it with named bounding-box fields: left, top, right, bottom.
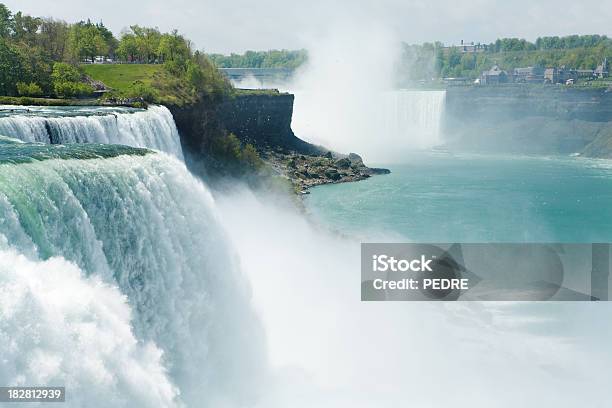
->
left=0, top=105, right=183, bottom=159
left=0, top=141, right=265, bottom=407
left=380, top=90, right=446, bottom=149
left=291, top=89, right=446, bottom=163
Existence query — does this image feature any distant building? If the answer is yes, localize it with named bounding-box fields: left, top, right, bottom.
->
left=443, top=40, right=488, bottom=54
left=544, top=66, right=577, bottom=84
left=513, top=66, right=544, bottom=83
left=480, top=65, right=508, bottom=84
left=544, top=68, right=556, bottom=83
left=575, top=70, right=592, bottom=78
left=594, top=58, right=609, bottom=78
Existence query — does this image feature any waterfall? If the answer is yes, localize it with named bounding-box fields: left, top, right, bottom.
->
left=380, top=90, right=446, bottom=149
left=0, top=105, right=183, bottom=159
left=291, top=89, right=446, bottom=163
left=0, top=141, right=265, bottom=407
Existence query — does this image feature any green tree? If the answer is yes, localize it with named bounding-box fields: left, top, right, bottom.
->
left=38, top=18, right=70, bottom=61
left=95, top=22, right=117, bottom=57
left=130, top=25, right=161, bottom=63
left=69, top=21, right=109, bottom=62
left=14, top=43, right=52, bottom=92
left=117, top=33, right=138, bottom=62
left=12, top=11, right=41, bottom=45
left=0, top=4, right=11, bottom=38
left=158, top=30, right=190, bottom=62
left=0, top=39, right=23, bottom=95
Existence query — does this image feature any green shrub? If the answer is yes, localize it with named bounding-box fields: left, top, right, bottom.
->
left=186, top=62, right=205, bottom=90
left=163, top=60, right=186, bottom=76
left=51, top=62, right=81, bottom=83
left=240, top=143, right=263, bottom=170
left=209, top=133, right=264, bottom=175
left=211, top=133, right=243, bottom=163
left=16, top=82, right=44, bottom=97
left=53, top=81, right=94, bottom=98
left=124, top=80, right=159, bottom=102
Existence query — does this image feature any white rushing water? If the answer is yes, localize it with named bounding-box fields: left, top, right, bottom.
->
left=0, top=105, right=183, bottom=159
left=379, top=90, right=446, bottom=148
left=0, top=146, right=265, bottom=407
left=291, top=90, right=446, bottom=162
left=2, top=99, right=612, bottom=408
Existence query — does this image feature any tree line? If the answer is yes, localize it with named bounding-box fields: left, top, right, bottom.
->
left=493, top=35, right=610, bottom=52
left=208, top=49, right=307, bottom=70
left=0, top=3, right=229, bottom=99
left=398, top=35, right=612, bottom=82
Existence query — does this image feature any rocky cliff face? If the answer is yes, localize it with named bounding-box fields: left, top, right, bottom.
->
left=170, top=92, right=321, bottom=158
left=216, top=92, right=323, bottom=154
left=443, top=86, right=612, bottom=156
left=168, top=92, right=388, bottom=189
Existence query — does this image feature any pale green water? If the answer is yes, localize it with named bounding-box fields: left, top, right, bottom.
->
left=306, top=152, right=612, bottom=242
left=0, top=135, right=150, bottom=163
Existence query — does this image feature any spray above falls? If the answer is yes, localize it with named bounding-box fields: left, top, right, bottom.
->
left=291, top=89, right=446, bottom=162
left=280, top=23, right=447, bottom=163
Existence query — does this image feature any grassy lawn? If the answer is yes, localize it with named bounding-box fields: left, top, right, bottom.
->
left=81, top=64, right=164, bottom=91
left=82, top=64, right=198, bottom=106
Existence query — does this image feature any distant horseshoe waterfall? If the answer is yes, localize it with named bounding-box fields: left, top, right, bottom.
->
left=380, top=90, right=446, bottom=149
left=291, top=89, right=446, bottom=162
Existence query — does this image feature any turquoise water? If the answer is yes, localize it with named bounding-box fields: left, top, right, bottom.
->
left=0, top=105, right=142, bottom=118
left=306, top=152, right=612, bottom=242
left=0, top=136, right=150, bottom=163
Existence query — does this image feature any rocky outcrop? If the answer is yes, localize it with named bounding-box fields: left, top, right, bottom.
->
left=443, top=86, right=612, bottom=156
left=168, top=91, right=389, bottom=190
left=169, top=92, right=323, bottom=157
left=264, top=151, right=390, bottom=194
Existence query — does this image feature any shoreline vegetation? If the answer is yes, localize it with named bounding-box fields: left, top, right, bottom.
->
left=210, top=37, right=611, bottom=89
left=1, top=2, right=607, bottom=192
left=0, top=3, right=231, bottom=106
left=0, top=2, right=389, bottom=192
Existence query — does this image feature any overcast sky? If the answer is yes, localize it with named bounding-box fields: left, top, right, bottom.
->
left=5, top=0, right=612, bottom=53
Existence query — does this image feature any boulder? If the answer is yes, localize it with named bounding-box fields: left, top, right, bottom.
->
left=325, top=168, right=342, bottom=180
left=334, top=157, right=351, bottom=169
left=348, top=153, right=363, bottom=164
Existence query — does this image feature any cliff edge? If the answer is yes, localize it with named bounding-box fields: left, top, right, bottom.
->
left=168, top=90, right=388, bottom=190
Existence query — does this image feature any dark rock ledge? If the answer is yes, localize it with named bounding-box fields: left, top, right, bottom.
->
left=262, top=150, right=390, bottom=194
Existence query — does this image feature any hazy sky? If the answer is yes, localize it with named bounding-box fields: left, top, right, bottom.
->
left=6, top=0, right=612, bottom=53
